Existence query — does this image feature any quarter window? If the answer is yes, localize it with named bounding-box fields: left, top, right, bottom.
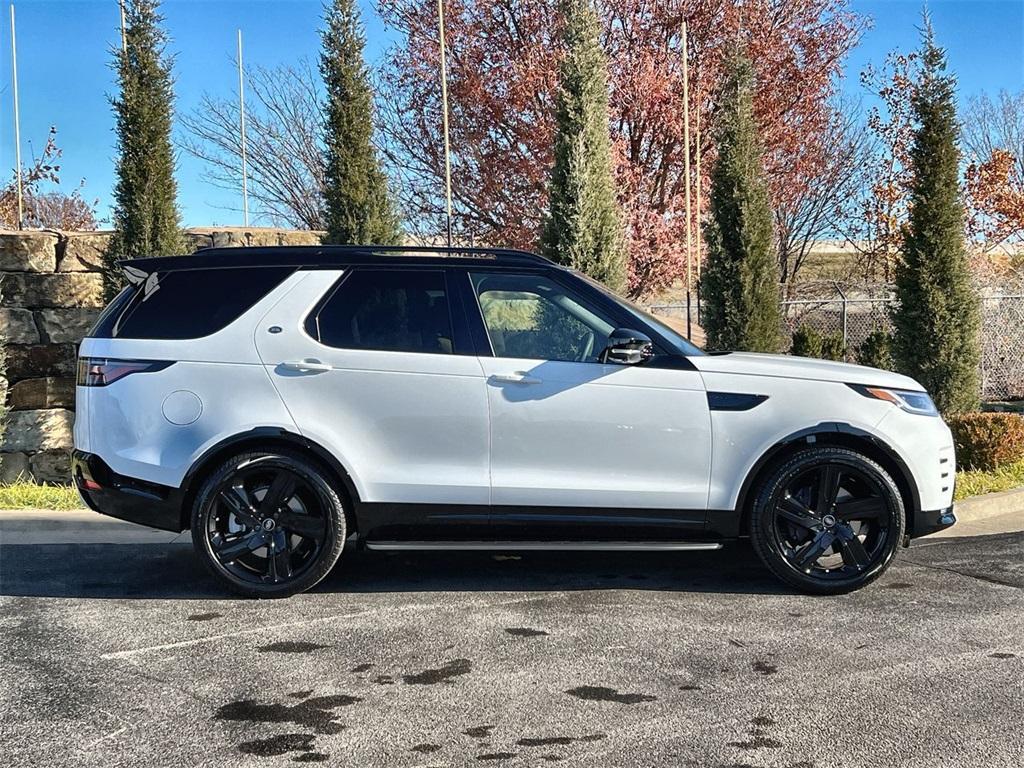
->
left=94, top=267, right=293, bottom=340
left=469, top=272, right=615, bottom=362
left=311, top=269, right=454, bottom=355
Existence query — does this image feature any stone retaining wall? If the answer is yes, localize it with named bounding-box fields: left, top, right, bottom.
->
left=0, top=227, right=323, bottom=484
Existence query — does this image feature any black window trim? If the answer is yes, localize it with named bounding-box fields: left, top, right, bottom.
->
left=303, top=265, right=471, bottom=357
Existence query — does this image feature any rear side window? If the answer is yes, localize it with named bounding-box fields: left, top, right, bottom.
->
left=91, top=267, right=293, bottom=340
left=308, top=269, right=454, bottom=355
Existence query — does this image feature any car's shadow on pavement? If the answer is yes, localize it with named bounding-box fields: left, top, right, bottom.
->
left=7, top=533, right=1017, bottom=600
left=0, top=539, right=799, bottom=599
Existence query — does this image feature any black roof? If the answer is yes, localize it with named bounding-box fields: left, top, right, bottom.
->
left=119, top=244, right=554, bottom=275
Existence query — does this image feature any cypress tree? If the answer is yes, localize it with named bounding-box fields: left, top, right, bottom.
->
left=541, top=0, right=626, bottom=292
left=321, top=0, right=400, bottom=245
left=701, top=51, right=781, bottom=352
left=104, top=0, right=183, bottom=300
left=891, top=17, right=980, bottom=414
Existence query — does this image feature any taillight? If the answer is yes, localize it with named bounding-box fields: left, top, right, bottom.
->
left=76, top=358, right=173, bottom=387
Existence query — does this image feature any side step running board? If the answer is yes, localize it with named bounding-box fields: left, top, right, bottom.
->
left=364, top=541, right=722, bottom=552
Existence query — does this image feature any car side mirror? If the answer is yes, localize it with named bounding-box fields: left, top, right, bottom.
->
left=600, top=328, right=654, bottom=365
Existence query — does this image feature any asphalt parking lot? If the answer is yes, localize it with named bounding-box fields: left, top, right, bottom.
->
left=1, top=517, right=1022, bottom=768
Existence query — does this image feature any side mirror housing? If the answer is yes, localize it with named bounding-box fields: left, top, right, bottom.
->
left=601, top=328, right=654, bottom=366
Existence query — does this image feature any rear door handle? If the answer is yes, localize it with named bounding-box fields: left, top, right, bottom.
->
left=490, top=372, right=542, bottom=385
left=282, top=359, right=333, bottom=373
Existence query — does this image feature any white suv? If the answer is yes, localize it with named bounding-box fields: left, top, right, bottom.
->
left=72, top=246, right=956, bottom=597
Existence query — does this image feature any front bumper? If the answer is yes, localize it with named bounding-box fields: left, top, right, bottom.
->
left=71, top=450, right=186, bottom=533
left=909, top=505, right=957, bottom=539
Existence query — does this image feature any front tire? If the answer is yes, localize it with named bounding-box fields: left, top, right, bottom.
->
left=191, top=450, right=346, bottom=598
left=749, top=446, right=905, bottom=595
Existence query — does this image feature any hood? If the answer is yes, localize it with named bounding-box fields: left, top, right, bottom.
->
left=692, top=352, right=924, bottom=391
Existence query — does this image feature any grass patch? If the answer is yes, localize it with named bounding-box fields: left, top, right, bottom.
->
left=0, top=482, right=83, bottom=510
left=954, top=459, right=1024, bottom=501
left=0, top=463, right=1022, bottom=510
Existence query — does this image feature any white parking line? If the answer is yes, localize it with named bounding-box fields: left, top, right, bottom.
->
left=99, top=593, right=554, bottom=660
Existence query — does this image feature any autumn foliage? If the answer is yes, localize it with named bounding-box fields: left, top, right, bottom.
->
left=0, top=127, right=98, bottom=231
left=966, top=149, right=1024, bottom=248
left=378, top=0, right=864, bottom=297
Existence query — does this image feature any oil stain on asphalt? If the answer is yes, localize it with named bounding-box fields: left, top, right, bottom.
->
left=728, top=716, right=784, bottom=752
left=505, top=627, right=549, bottom=637
left=752, top=660, right=778, bottom=675
left=215, top=694, right=362, bottom=735
left=517, top=734, right=606, bottom=747
left=237, top=732, right=315, bottom=757
left=257, top=641, right=329, bottom=654
left=565, top=686, right=656, bottom=704
left=463, top=725, right=495, bottom=738
left=403, top=658, right=473, bottom=685
left=411, top=743, right=442, bottom=753
left=187, top=612, right=222, bottom=622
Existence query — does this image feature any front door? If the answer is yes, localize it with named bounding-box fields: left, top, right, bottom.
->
left=255, top=268, right=490, bottom=541
left=462, top=270, right=712, bottom=540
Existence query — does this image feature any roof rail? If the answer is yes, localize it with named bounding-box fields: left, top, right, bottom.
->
left=117, top=243, right=554, bottom=277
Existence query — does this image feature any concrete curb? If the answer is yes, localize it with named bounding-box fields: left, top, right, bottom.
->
left=955, top=486, right=1024, bottom=524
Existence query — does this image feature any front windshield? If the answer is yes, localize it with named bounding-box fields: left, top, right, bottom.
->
left=574, top=271, right=705, bottom=356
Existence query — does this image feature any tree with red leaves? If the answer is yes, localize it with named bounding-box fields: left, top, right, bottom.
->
left=379, top=0, right=864, bottom=297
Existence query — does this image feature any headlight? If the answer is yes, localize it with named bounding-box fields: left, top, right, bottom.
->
left=848, top=384, right=939, bottom=416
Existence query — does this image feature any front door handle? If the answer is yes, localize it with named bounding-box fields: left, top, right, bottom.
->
left=282, top=359, right=333, bottom=373
left=490, top=372, right=542, bottom=385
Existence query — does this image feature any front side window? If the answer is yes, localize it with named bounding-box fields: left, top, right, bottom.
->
left=311, top=269, right=454, bottom=355
left=573, top=270, right=705, bottom=356
left=469, top=272, right=615, bottom=362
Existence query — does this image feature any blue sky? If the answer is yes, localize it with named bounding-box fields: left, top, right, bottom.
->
left=1, top=0, right=1022, bottom=228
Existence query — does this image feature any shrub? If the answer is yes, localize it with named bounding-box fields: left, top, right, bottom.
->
left=791, top=325, right=822, bottom=358
left=947, top=412, right=1024, bottom=471
left=820, top=332, right=847, bottom=362
left=701, top=50, right=781, bottom=352
left=890, top=21, right=980, bottom=414
left=856, top=329, right=894, bottom=370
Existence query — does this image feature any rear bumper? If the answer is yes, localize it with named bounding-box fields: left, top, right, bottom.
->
left=909, top=505, right=956, bottom=539
left=71, top=450, right=186, bottom=533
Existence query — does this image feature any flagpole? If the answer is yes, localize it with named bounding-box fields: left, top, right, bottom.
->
left=119, top=0, right=126, bottom=53
left=237, top=29, right=249, bottom=227
left=10, top=4, right=22, bottom=230
left=695, top=83, right=701, bottom=282
left=437, top=0, right=454, bottom=248
left=681, top=20, right=692, bottom=339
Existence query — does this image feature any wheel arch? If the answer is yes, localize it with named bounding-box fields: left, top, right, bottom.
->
left=734, top=423, right=921, bottom=538
left=178, top=428, right=362, bottom=533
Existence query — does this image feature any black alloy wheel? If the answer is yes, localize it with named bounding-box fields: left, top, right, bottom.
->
left=750, top=446, right=905, bottom=594
left=191, top=450, right=346, bottom=598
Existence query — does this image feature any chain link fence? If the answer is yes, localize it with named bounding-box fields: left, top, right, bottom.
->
left=646, top=288, right=1024, bottom=402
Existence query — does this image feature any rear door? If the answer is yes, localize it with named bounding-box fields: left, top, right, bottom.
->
left=459, top=268, right=712, bottom=540
left=255, top=268, right=490, bottom=541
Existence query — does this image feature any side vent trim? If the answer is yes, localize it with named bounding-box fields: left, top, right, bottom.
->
left=707, top=392, right=769, bottom=412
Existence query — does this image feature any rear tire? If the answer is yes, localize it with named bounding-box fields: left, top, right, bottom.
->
left=749, top=446, right=905, bottom=595
left=191, top=450, right=346, bottom=598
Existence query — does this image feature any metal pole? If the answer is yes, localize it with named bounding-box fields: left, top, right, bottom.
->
left=119, top=0, right=126, bottom=53
left=437, top=0, right=454, bottom=247
left=10, top=3, right=22, bottom=230
left=694, top=85, right=701, bottom=283
left=834, top=281, right=849, bottom=353
left=237, top=29, right=249, bottom=227
left=681, top=20, right=692, bottom=339
left=694, top=80, right=702, bottom=327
